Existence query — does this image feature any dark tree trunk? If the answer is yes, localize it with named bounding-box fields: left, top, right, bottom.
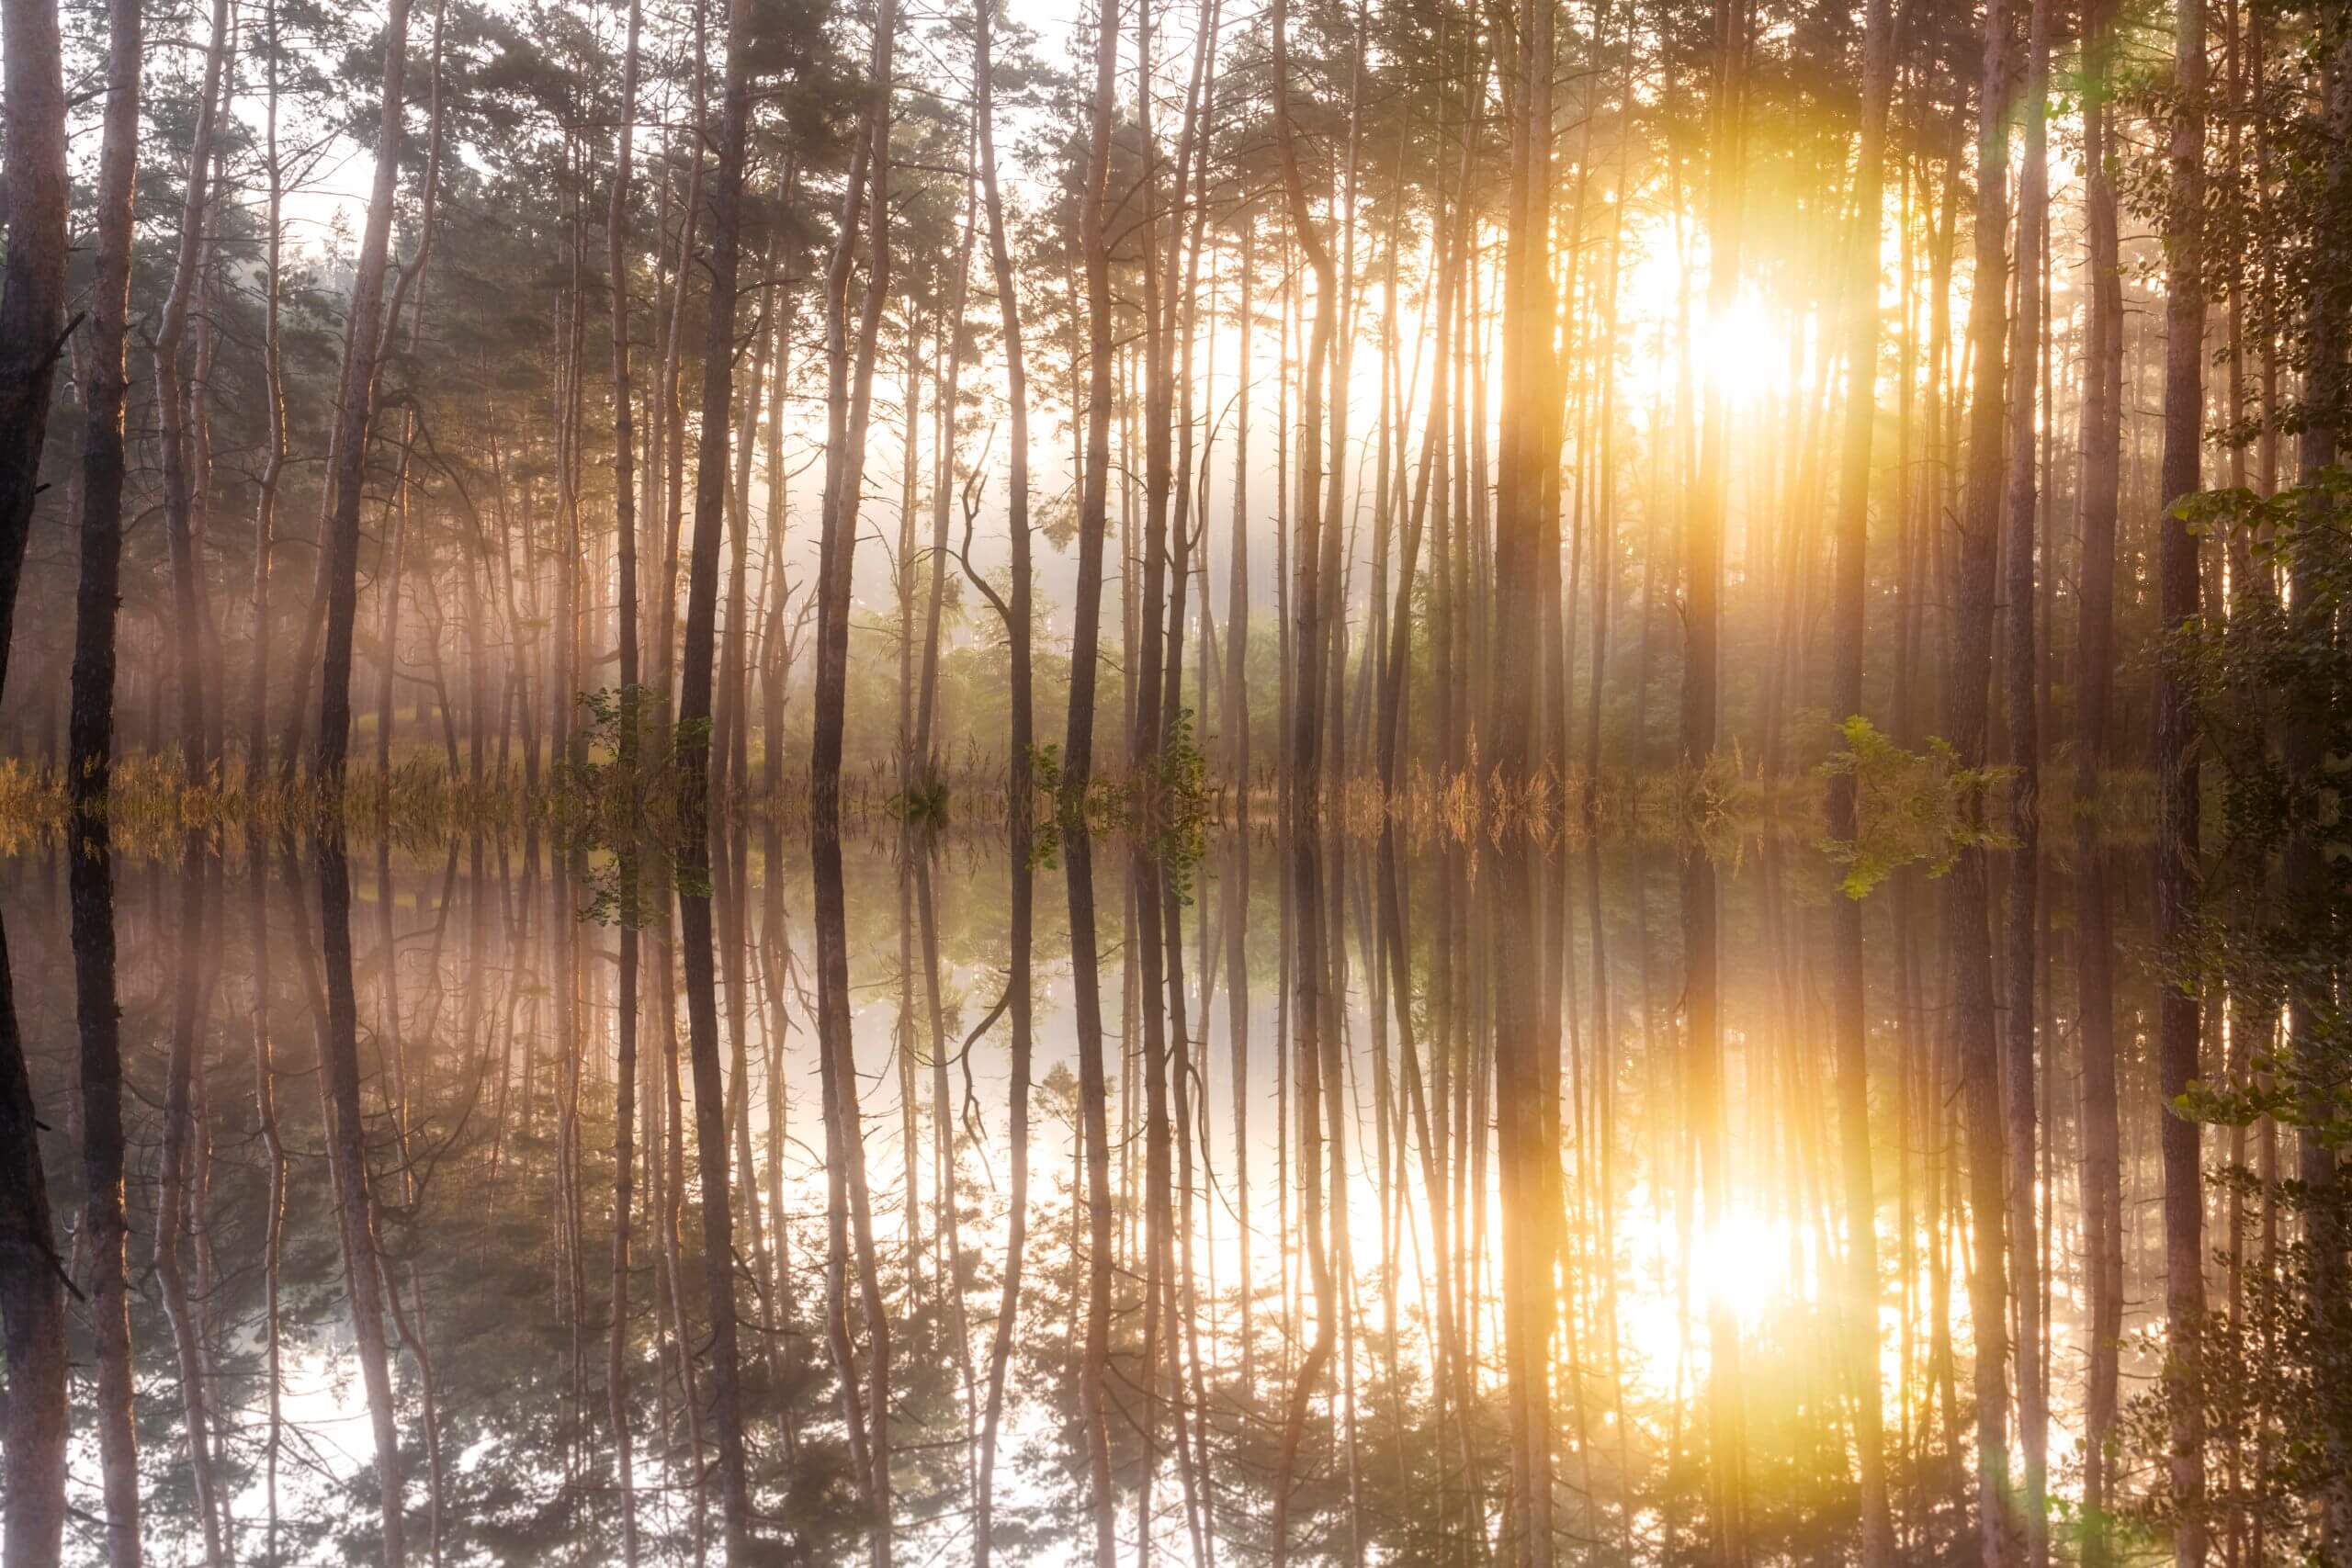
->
left=2004, top=2, right=2052, bottom=1558
left=1490, top=0, right=1555, bottom=786
left=679, top=853, right=752, bottom=1557
left=72, top=815, right=138, bottom=1567
left=249, top=0, right=288, bottom=773
left=812, top=1, right=896, bottom=819
left=313, top=0, right=414, bottom=784
left=0, top=0, right=70, bottom=701
left=153, top=0, right=231, bottom=770
left=678, top=0, right=751, bottom=823
left=1065, top=829, right=1117, bottom=1568
left=2076, top=839, right=2122, bottom=1568
left=2155, top=0, right=2210, bottom=1557
left=318, top=839, right=408, bottom=1564
left=1824, top=0, right=1896, bottom=1550
left=0, top=910, right=63, bottom=1568
left=2075, top=0, right=2124, bottom=788
left=1063, top=0, right=1119, bottom=800
left=68, top=0, right=139, bottom=809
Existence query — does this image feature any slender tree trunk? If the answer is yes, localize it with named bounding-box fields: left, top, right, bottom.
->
left=1490, top=0, right=1556, bottom=786
left=612, top=0, right=642, bottom=777
left=1063, top=828, right=1116, bottom=1568
left=2004, top=1, right=2052, bottom=1559
left=1683, top=0, right=1747, bottom=767
left=1062, top=0, right=1119, bottom=799
left=1823, top=0, right=1896, bottom=1549
left=248, top=0, right=288, bottom=773
left=2076, top=0, right=2123, bottom=788
left=2075, top=836, right=2123, bottom=1568
left=318, top=839, right=408, bottom=1565
left=69, top=0, right=138, bottom=812
left=159, top=844, right=227, bottom=1567
left=680, top=855, right=752, bottom=1557
left=2156, top=0, right=2210, bottom=1557
left=313, top=0, right=415, bottom=783
left=72, top=828, right=138, bottom=1565
left=812, top=0, right=896, bottom=818
left=678, top=0, right=751, bottom=823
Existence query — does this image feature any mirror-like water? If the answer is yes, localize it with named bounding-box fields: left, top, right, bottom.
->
left=0, top=827, right=2287, bottom=1564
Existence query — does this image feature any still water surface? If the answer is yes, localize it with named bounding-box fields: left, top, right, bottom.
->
left=6, top=826, right=2182, bottom=1564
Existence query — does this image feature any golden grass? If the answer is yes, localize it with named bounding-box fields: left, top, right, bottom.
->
left=0, top=744, right=2158, bottom=862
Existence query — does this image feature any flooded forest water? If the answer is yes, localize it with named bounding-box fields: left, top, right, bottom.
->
left=3, top=821, right=2216, bottom=1566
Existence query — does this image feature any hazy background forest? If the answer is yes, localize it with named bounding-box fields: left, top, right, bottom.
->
left=0, top=0, right=2348, bottom=1556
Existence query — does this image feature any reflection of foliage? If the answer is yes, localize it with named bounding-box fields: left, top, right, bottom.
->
left=1146, top=707, right=1213, bottom=897
left=1815, top=716, right=2014, bottom=898
left=2166, top=475, right=2352, bottom=1146
left=888, top=774, right=953, bottom=826
left=2117, top=1182, right=2352, bottom=1562
left=560, top=685, right=713, bottom=926
left=2118, top=473, right=2352, bottom=1557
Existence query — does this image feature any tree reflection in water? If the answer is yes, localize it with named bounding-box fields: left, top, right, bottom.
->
left=0, top=825, right=2319, bottom=1564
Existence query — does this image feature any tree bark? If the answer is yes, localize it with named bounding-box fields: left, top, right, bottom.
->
left=680, top=852, right=752, bottom=1557
left=318, top=838, right=408, bottom=1564
left=2075, top=0, right=2124, bottom=788
left=678, top=0, right=752, bottom=824
left=1823, top=0, right=1896, bottom=1548
left=313, top=0, right=414, bottom=783
left=68, top=0, right=139, bottom=810
left=0, top=0, right=71, bottom=702
left=812, top=0, right=897, bottom=818
left=71, top=822, right=138, bottom=1568
left=2155, top=0, right=2210, bottom=1557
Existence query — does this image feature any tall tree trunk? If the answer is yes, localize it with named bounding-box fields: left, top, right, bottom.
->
left=1491, top=0, right=1556, bottom=786
left=812, top=2, right=895, bottom=818
left=1271, top=0, right=1337, bottom=803
left=976, top=0, right=1032, bottom=806
left=612, top=0, right=642, bottom=775
left=152, top=0, right=227, bottom=771
left=313, top=0, right=415, bottom=783
left=1063, top=0, right=1119, bottom=799
left=1683, top=0, right=1747, bottom=767
left=606, top=9, right=644, bottom=1551
left=2156, top=0, right=2210, bottom=1557
left=69, top=0, right=139, bottom=811
left=2075, top=0, right=2123, bottom=788
left=1824, top=0, right=1896, bottom=1549
left=0, top=0, right=69, bottom=702
left=248, top=0, right=289, bottom=773
left=679, top=0, right=751, bottom=823
left=2005, top=1, right=2052, bottom=1560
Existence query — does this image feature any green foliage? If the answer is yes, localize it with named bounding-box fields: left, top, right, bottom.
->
left=2171, top=471, right=2352, bottom=859
left=1146, top=708, right=1213, bottom=897
left=888, top=773, right=953, bottom=825
left=2113, top=472, right=2352, bottom=1559
left=1815, top=716, right=2015, bottom=897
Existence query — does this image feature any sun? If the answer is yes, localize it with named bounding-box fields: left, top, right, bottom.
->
left=1604, top=220, right=1795, bottom=414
